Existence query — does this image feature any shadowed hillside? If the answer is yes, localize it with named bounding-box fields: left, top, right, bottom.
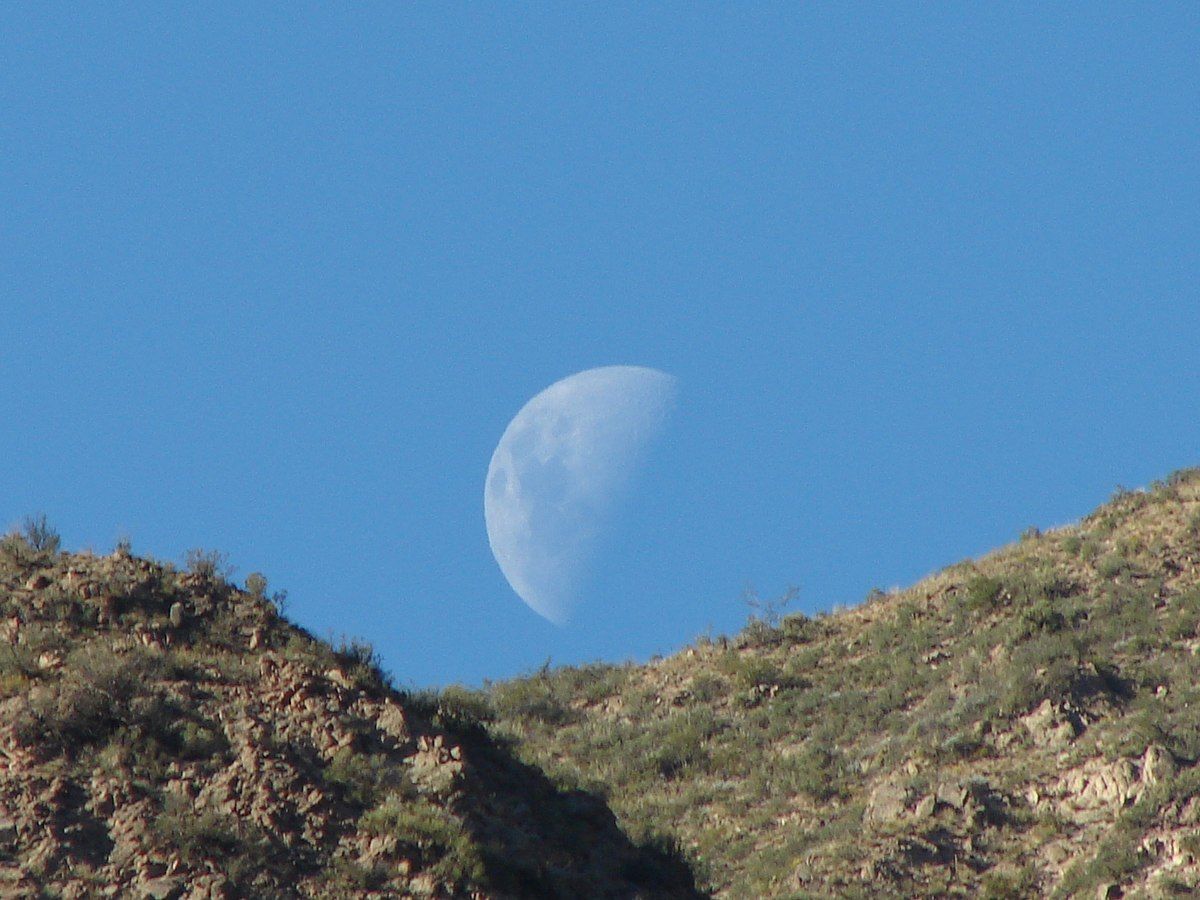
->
left=460, top=469, right=1200, bottom=897
left=0, top=537, right=701, bottom=898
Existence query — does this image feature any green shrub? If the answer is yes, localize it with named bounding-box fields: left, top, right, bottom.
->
left=1160, top=876, right=1198, bottom=896
left=154, top=793, right=242, bottom=860
left=689, top=673, right=724, bottom=704
left=16, top=644, right=170, bottom=751
left=1165, top=610, right=1195, bottom=641
left=998, top=632, right=1092, bottom=714
left=333, top=635, right=392, bottom=692
left=245, top=572, right=268, bottom=598
left=1054, top=822, right=1146, bottom=897
left=787, top=741, right=849, bottom=801
left=1018, top=599, right=1068, bottom=635
left=781, top=612, right=813, bottom=642
left=980, top=864, right=1039, bottom=898
left=324, top=858, right=389, bottom=892
left=1097, top=554, right=1130, bottom=579
left=153, top=794, right=276, bottom=890
left=649, top=710, right=715, bottom=779
left=175, top=717, right=230, bottom=761
left=1011, top=568, right=1077, bottom=606
left=964, top=575, right=1004, bottom=612
left=719, top=653, right=784, bottom=691
left=490, top=676, right=577, bottom=725
left=361, top=795, right=484, bottom=885
left=325, top=746, right=407, bottom=808
left=739, top=617, right=779, bottom=647
left=0, top=639, right=40, bottom=686
left=411, top=684, right=494, bottom=737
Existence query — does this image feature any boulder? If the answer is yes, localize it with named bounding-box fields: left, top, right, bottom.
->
left=1143, top=743, right=1176, bottom=786
left=864, top=780, right=914, bottom=825
left=140, top=876, right=184, bottom=900
left=1020, top=699, right=1080, bottom=749
left=935, top=780, right=967, bottom=810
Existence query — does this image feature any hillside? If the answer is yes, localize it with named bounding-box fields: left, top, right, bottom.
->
left=7, top=471, right=1200, bottom=898
left=0, top=538, right=699, bottom=897
left=469, top=469, right=1200, bottom=897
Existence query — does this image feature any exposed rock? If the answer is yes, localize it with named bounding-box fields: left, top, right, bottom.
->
left=1143, top=743, right=1177, bottom=786
left=375, top=701, right=409, bottom=744
left=1020, top=699, right=1081, bottom=749
left=914, top=794, right=936, bottom=819
left=935, top=779, right=970, bottom=810
left=1058, top=757, right=1143, bottom=823
left=1180, top=796, right=1200, bottom=825
left=96, top=595, right=118, bottom=625
left=864, top=779, right=914, bottom=825
left=139, top=876, right=183, bottom=900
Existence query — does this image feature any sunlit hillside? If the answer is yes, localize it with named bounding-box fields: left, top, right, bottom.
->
left=465, top=469, right=1200, bottom=897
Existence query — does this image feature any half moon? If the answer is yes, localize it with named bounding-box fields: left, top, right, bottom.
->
left=484, top=366, right=678, bottom=624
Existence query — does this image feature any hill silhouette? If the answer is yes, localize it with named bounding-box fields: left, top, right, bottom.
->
left=7, top=469, right=1200, bottom=897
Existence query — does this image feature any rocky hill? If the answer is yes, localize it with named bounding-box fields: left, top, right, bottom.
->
left=7, top=469, right=1200, bottom=899
left=0, top=538, right=699, bottom=897
left=469, top=469, right=1200, bottom=898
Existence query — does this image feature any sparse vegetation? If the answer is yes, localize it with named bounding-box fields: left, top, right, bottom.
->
left=0, top=532, right=698, bottom=898
left=1, top=514, right=62, bottom=567
left=479, top=467, right=1200, bottom=897
left=742, top=584, right=798, bottom=629
left=964, top=574, right=1004, bottom=611
left=183, top=547, right=232, bottom=581
left=244, top=571, right=268, bottom=597
left=7, top=468, right=1200, bottom=896
left=21, top=514, right=61, bottom=555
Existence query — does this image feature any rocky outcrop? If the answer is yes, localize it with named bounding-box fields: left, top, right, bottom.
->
left=0, top=548, right=704, bottom=898
left=1047, top=747, right=1176, bottom=825
left=1019, top=698, right=1082, bottom=749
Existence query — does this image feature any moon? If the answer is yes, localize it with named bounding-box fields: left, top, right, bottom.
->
left=484, top=366, right=678, bottom=624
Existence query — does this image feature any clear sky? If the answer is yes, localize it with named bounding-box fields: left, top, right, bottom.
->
left=3, top=6, right=1197, bottom=687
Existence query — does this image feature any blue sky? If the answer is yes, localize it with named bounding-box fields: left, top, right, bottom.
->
left=3, top=6, right=1197, bottom=687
